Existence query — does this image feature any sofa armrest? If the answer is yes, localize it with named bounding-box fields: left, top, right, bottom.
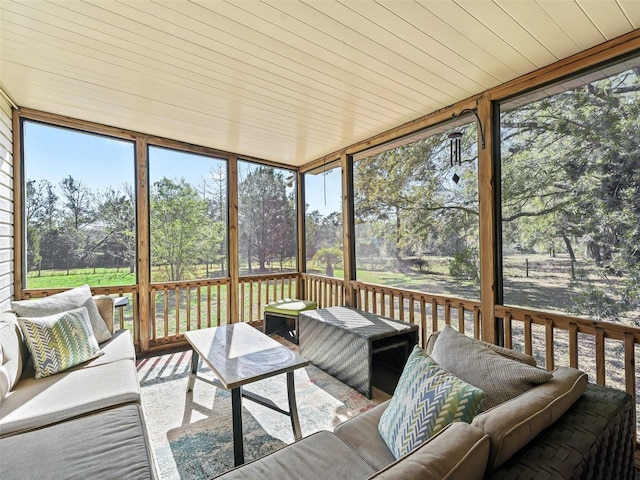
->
left=93, top=295, right=116, bottom=333
left=367, top=422, right=490, bottom=480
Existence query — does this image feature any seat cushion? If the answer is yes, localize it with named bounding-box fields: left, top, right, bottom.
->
left=0, top=403, right=156, bottom=480
left=368, top=422, right=490, bottom=480
left=378, top=345, right=486, bottom=459
left=334, top=400, right=397, bottom=471
left=88, top=329, right=136, bottom=366
left=472, top=366, right=587, bottom=470
left=431, top=325, right=552, bottom=410
left=0, top=358, right=140, bottom=437
left=216, top=430, right=376, bottom=480
left=264, top=299, right=317, bottom=316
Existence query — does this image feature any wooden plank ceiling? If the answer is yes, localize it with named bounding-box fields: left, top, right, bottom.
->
left=1, top=0, right=638, bottom=166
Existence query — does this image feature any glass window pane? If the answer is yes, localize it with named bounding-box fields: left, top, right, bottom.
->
left=149, top=146, right=227, bottom=282
left=238, top=161, right=297, bottom=275
left=500, top=55, right=640, bottom=326
left=304, top=165, right=343, bottom=278
left=353, top=122, right=479, bottom=299
left=23, top=121, right=136, bottom=288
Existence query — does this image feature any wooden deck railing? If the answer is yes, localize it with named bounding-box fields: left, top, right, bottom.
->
left=149, top=278, right=229, bottom=347
left=20, top=278, right=640, bottom=442
left=351, top=281, right=482, bottom=348
left=300, top=273, right=344, bottom=308
left=495, top=305, right=640, bottom=443
left=238, top=272, right=298, bottom=323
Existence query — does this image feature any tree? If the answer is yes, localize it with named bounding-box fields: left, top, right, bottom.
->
left=238, top=167, right=296, bottom=273
left=150, top=178, right=209, bottom=281
left=98, top=184, right=136, bottom=273
left=311, top=247, right=342, bottom=277
left=501, top=67, right=640, bottom=322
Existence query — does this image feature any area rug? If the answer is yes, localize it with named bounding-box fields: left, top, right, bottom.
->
left=137, top=338, right=390, bottom=480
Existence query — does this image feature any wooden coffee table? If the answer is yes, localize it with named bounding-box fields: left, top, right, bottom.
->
left=184, top=323, right=309, bottom=466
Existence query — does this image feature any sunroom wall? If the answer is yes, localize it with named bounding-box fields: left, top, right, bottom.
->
left=0, top=96, right=13, bottom=309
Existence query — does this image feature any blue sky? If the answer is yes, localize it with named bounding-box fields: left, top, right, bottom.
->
left=23, top=120, right=339, bottom=215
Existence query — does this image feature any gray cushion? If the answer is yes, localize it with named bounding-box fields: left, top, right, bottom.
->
left=217, top=430, right=376, bottom=480
left=426, top=330, right=537, bottom=366
left=11, top=285, right=112, bottom=343
left=0, top=358, right=140, bottom=437
left=368, top=422, right=490, bottom=480
left=430, top=325, right=552, bottom=410
left=472, top=366, right=587, bottom=470
left=0, top=403, right=156, bottom=479
left=334, top=400, right=397, bottom=470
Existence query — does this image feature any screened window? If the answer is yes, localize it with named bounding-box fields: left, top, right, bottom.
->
left=23, top=121, right=136, bottom=288
left=237, top=161, right=297, bottom=275
left=353, top=121, right=479, bottom=299
left=499, top=55, right=640, bottom=327
left=304, top=164, right=343, bottom=278
left=149, top=146, right=227, bottom=282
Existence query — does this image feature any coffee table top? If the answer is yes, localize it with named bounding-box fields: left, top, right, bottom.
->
left=184, top=323, right=308, bottom=389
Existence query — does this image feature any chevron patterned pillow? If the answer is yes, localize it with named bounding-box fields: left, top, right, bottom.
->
left=378, top=345, right=486, bottom=459
left=18, top=307, right=103, bottom=379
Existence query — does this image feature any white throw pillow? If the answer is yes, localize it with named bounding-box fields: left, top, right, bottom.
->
left=11, top=285, right=112, bottom=343
left=431, top=325, right=552, bottom=411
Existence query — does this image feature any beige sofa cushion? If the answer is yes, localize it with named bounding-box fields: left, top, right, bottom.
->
left=426, top=330, right=537, bottom=366
left=0, top=358, right=140, bottom=437
left=368, top=422, right=490, bottom=480
left=93, top=295, right=116, bottom=333
left=430, top=325, right=552, bottom=410
left=472, top=366, right=587, bottom=470
left=217, top=430, right=376, bottom=480
left=11, top=285, right=112, bottom=343
left=334, top=400, right=397, bottom=470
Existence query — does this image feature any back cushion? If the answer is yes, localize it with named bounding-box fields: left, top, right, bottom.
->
left=430, top=326, right=552, bottom=410
left=0, top=315, right=28, bottom=390
left=426, top=330, right=537, bottom=366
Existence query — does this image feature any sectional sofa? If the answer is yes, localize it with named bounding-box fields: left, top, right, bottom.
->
left=0, top=289, right=157, bottom=480
left=216, top=325, right=636, bottom=480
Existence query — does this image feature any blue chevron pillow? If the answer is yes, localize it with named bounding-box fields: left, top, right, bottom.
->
left=378, top=345, right=486, bottom=459
left=18, top=307, right=103, bottom=379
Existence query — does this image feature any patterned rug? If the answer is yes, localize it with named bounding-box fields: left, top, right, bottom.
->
left=137, top=338, right=390, bottom=480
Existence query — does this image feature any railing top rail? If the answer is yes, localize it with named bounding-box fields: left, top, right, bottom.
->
left=150, top=278, right=231, bottom=289
left=351, top=280, right=481, bottom=310
left=496, top=305, right=640, bottom=343
left=300, top=273, right=345, bottom=284
left=238, top=272, right=299, bottom=282
left=22, top=285, right=139, bottom=298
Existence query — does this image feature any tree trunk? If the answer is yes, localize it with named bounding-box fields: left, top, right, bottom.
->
left=326, top=259, right=334, bottom=277
left=561, top=233, right=576, bottom=262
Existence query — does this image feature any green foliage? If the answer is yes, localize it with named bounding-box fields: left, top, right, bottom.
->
left=150, top=178, right=212, bottom=282
left=311, top=247, right=342, bottom=277
left=238, top=166, right=296, bottom=273
left=448, top=248, right=479, bottom=284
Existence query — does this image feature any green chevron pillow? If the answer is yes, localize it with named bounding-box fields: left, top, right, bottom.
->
left=18, top=307, right=103, bottom=379
left=378, top=345, right=486, bottom=459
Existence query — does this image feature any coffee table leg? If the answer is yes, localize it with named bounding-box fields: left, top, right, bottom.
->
left=286, top=371, right=302, bottom=440
left=187, top=350, right=199, bottom=392
left=232, top=387, right=244, bottom=466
